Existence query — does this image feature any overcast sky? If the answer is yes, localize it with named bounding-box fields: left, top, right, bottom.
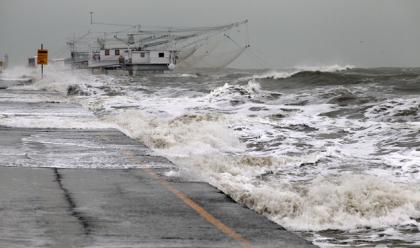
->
left=1, top=0, right=419, bottom=68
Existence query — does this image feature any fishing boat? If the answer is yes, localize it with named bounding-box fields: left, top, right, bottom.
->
left=66, top=15, right=249, bottom=73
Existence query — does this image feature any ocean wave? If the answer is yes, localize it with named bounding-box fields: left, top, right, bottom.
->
left=365, top=98, right=420, bottom=122
left=102, top=109, right=244, bottom=155
left=207, top=80, right=281, bottom=105
left=295, top=64, right=355, bottom=72
left=223, top=174, right=420, bottom=231
left=252, top=64, right=355, bottom=80
left=18, top=64, right=119, bottom=96
left=208, top=80, right=262, bottom=99
left=136, top=116, right=420, bottom=234
left=100, top=107, right=419, bottom=234
left=253, top=71, right=296, bottom=80
left=99, top=91, right=420, bottom=236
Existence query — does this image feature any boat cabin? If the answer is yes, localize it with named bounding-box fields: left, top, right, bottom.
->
left=89, top=48, right=176, bottom=71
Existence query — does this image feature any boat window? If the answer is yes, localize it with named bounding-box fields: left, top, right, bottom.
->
left=140, top=52, right=145, bottom=58
left=159, top=52, right=164, bottom=58
left=115, top=49, right=120, bottom=56
left=105, top=49, right=110, bottom=56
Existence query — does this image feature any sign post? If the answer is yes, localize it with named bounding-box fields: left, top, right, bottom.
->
left=37, top=44, right=48, bottom=78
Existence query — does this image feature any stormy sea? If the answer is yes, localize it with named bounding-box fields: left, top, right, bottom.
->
left=2, top=64, right=420, bottom=247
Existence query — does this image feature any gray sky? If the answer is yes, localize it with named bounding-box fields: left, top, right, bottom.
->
left=1, top=0, right=419, bottom=68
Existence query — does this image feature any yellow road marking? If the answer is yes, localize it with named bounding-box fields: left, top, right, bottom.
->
left=122, top=150, right=253, bottom=248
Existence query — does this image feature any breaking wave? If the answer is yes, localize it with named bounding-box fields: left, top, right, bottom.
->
left=253, top=64, right=355, bottom=80
left=225, top=174, right=420, bottom=231
left=101, top=107, right=420, bottom=233
left=102, top=109, right=244, bottom=155
left=295, top=64, right=355, bottom=72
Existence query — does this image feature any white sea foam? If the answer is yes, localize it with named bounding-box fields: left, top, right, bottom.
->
left=102, top=109, right=244, bottom=156
left=105, top=107, right=420, bottom=232
left=251, top=64, right=355, bottom=80
left=180, top=169, right=420, bottom=232
left=273, top=175, right=420, bottom=231
left=252, top=70, right=296, bottom=80
left=99, top=106, right=420, bottom=233
left=15, top=64, right=118, bottom=96
left=0, top=115, right=114, bottom=129
left=0, top=65, right=38, bottom=80
left=294, top=64, right=355, bottom=72
left=180, top=73, right=198, bottom=78
left=206, top=80, right=268, bottom=103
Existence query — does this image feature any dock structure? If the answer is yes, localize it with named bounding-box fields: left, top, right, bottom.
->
left=0, top=80, right=316, bottom=247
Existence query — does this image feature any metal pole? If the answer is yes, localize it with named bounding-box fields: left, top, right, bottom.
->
left=41, top=44, right=44, bottom=79
left=90, top=12, right=93, bottom=25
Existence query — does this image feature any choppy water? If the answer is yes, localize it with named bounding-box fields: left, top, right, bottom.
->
left=2, top=65, right=420, bottom=247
